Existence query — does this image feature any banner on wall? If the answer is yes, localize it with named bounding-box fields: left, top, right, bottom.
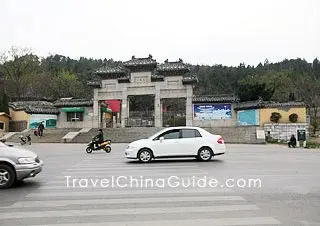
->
left=237, top=109, right=259, bottom=125
left=29, top=114, right=57, bottom=128
left=193, top=104, right=232, bottom=120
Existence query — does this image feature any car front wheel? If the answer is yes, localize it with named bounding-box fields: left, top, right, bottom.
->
left=138, top=149, right=152, bottom=163
left=197, top=147, right=213, bottom=161
left=0, top=164, right=16, bottom=189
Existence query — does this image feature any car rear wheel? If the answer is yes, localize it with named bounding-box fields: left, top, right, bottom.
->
left=0, top=164, right=16, bottom=189
left=138, top=149, right=152, bottom=163
left=197, top=147, right=213, bottom=161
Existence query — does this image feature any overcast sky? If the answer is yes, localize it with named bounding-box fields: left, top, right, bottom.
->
left=1, top=0, right=319, bottom=66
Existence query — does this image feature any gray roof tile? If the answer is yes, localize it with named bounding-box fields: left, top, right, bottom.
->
left=26, top=106, right=60, bottom=114
left=9, top=101, right=54, bottom=110
left=233, top=99, right=263, bottom=110
left=95, top=65, right=127, bottom=74
left=9, top=101, right=59, bottom=114
left=123, top=55, right=157, bottom=67
left=263, top=101, right=306, bottom=108
left=234, top=99, right=306, bottom=110
left=54, top=99, right=93, bottom=107
left=157, top=59, right=189, bottom=72
left=193, top=95, right=239, bottom=103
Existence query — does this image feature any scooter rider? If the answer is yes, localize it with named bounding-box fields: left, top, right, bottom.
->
left=94, top=129, right=104, bottom=148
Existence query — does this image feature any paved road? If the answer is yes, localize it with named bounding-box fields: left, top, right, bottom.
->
left=0, top=143, right=320, bottom=226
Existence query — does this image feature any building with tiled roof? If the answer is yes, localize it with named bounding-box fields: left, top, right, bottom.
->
left=0, top=112, right=10, bottom=132
left=88, top=55, right=198, bottom=128
left=89, top=55, right=197, bottom=86
left=8, top=101, right=59, bottom=131
left=233, top=98, right=307, bottom=130
left=53, top=98, right=94, bottom=129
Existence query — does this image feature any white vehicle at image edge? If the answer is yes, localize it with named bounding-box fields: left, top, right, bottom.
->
left=0, top=140, right=43, bottom=189
left=125, top=126, right=226, bottom=163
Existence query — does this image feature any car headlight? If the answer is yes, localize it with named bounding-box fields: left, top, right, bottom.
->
left=18, top=157, right=36, bottom=164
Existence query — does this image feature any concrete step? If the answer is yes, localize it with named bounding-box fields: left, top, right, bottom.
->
left=7, top=127, right=263, bottom=144
left=72, top=127, right=162, bottom=143
left=6, top=128, right=81, bottom=143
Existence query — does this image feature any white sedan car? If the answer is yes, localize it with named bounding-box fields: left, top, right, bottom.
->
left=125, top=126, right=226, bottom=163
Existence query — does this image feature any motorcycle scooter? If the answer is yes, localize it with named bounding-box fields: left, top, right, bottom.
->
left=19, top=135, right=31, bottom=145
left=86, top=137, right=111, bottom=154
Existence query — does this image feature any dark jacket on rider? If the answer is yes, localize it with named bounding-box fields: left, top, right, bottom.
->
left=97, top=130, right=104, bottom=143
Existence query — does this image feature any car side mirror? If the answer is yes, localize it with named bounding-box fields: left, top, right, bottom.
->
left=159, top=137, right=164, bottom=142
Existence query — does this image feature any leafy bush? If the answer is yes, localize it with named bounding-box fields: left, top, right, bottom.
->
left=267, top=139, right=286, bottom=144
left=270, top=112, right=281, bottom=123
left=305, top=141, right=320, bottom=149
left=289, top=113, right=298, bottom=123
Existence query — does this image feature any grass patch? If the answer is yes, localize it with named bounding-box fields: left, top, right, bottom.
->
left=266, top=139, right=287, bottom=144
left=305, top=141, right=320, bottom=149
left=267, top=139, right=320, bottom=149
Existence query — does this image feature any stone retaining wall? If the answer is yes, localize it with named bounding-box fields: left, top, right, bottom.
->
left=263, top=123, right=309, bottom=141
left=5, top=126, right=263, bottom=144
left=72, top=126, right=262, bottom=144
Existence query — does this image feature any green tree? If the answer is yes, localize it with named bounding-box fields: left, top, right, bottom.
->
left=0, top=46, right=41, bottom=100
left=236, top=74, right=275, bottom=101
left=293, top=74, right=320, bottom=135
left=51, top=70, right=85, bottom=99
left=0, top=92, right=9, bottom=114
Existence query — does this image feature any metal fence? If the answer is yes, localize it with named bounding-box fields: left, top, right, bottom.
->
left=125, top=117, right=155, bottom=127
left=162, top=111, right=186, bottom=127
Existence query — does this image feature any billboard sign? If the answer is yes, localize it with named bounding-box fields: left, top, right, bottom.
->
left=193, top=104, right=232, bottom=120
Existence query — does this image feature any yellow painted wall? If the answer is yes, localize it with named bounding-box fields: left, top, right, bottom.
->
left=260, top=107, right=307, bottom=126
left=0, top=115, right=10, bottom=132
left=9, top=108, right=30, bottom=128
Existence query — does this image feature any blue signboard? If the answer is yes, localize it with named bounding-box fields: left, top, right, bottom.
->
left=237, top=109, right=259, bottom=125
left=193, top=104, right=232, bottom=120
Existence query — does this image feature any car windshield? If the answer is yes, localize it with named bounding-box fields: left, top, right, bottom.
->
left=147, top=128, right=168, bottom=139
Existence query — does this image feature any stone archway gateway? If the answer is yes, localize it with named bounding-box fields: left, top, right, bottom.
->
left=88, top=55, right=197, bottom=128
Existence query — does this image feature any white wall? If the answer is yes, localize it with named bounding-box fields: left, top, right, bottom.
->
left=56, top=107, right=94, bottom=128
left=264, top=123, right=309, bottom=141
